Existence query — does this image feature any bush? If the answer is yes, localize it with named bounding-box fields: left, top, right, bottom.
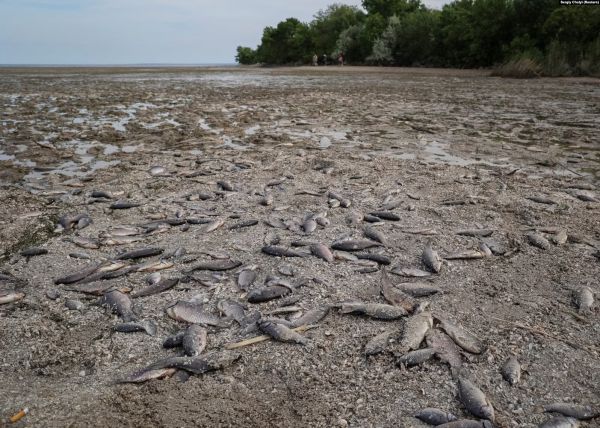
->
left=492, top=57, right=542, bottom=78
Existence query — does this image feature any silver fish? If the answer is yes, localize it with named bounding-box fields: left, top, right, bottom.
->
left=527, top=232, right=551, bottom=250
left=423, top=245, right=442, bottom=273
left=98, top=290, right=136, bottom=322
left=166, top=301, right=229, bottom=327
left=289, top=306, right=329, bottom=328
left=438, top=318, right=485, bottom=354
left=182, top=325, right=208, bottom=356
left=573, top=286, right=594, bottom=313
left=339, top=302, right=407, bottom=320
left=544, top=403, right=599, bottom=420
left=0, top=291, right=25, bottom=305
left=258, top=320, right=308, bottom=345
left=399, top=311, right=433, bottom=352
left=414, top=408, right=458, bottom=425
left=457, top=377, right=495, bottom=422
left=364, top=329, right=400, bottom=356
left=331, top=239, right=381, bottom=251
left=310, top=243, right=334, bottom=262
left=539, top=417, right=579, bottom=428
left=501, top=356, right=521, bottom=385
left=397, top=348, right=436, bottom=367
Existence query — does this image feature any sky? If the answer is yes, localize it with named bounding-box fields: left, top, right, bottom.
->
left=0, top=0, right=449, bottom=65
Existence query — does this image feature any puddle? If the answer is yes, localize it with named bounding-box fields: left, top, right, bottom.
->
left=245, top=125, right=260, bottom=136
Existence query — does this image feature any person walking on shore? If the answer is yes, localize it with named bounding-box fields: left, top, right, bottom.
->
left=338, top=52, right=344, bottom=66
left=312, top=54, right=318, bottom=66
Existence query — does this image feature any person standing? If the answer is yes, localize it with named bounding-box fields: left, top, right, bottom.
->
left=322, top=53, right=328, bottom=66
left=312, top=54, right=318, bottom=66
left=338, top=52, right=344, bottom=66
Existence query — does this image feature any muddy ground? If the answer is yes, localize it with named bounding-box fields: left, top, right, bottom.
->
left=0, top=66, right=599, bottom=427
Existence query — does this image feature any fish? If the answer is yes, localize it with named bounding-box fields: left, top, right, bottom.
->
left=54, top=262, right=102, bottom=284
left=310, top=243, right=334, bottom=262
left=364, top=329, right=400, bottom=356
left=113, top=320, right=157, bottom=336
left=437, top=420, right=491, bottom=428
left=182, top=325, right=208, bottom=356
left=356, top=253, right=391, bottom=265
left=136, top=260, right=174, bottom=273
left=331, top=240, right=382, bottom=251
left=20, top=247, right=48, bottom=257
left=131, top=277, right=179, bottom=298
left=333, top=251, right=358, bottom=262
left=102, top=236, right=143, bottom=246
left=237, top=268, right=257, bottom=291
left=262, top=246, right=306, bottom=258
left=98, top=290, right=136, bottom=322
left=217, top=299, right=247, bottom=325
left=501, top=356, right=521, bottom=385
left=397, top=348, right=436, bottom=367
left=70, top=236, right=101, bottom=249
left=570, top=190, right=598, bottom=202
left=67, top=281, right=117, bottom=295
left=186, top=260, right=242, bottom=272
left=552, top=230, right=568, bottom=245
left=396, top=282, right=441, bottom=297
left=456, top=229, right=494, bottom=237
left=328, top=191, right=351, bottom=207
left=363, top=225, right=387, bottom=245
left=381, top=270, right=417, bottom=313
left=423, top=245, right=442, bottom=273
left=414, top=408, right=458, bottom=426
left=163, top=331, right=185, bottom=348
left=339, top=302, right=407, bottom=320
left=302, top=218, right=317, bottom=234
left=539, top=417, right=580, bottom=428
left=402, top=228, right=439, bottom=236
left=444, top=250, right=485, bottom=260
left=544, top=403, right=599, bottom=420
left=203, top=218, right=225, bottom=233
left=399, top=311, right=433, bottom=352
left=426, top=329, right=462, bottom=372
left=369, top=211, right=400, bottom=221
left=438, top=318, right=485, bottom=354
left=217, top=180, right=234, bottom=191
left=260, top=194, right=274, bottom=206
left=0, top=291, right=25, bottom=305
left=166, top=301, right=229, bottom=327
left=526, top=196, right=557, bottom=205
left=110, top=200, right=141, bottom=209
left=115, top=247, right=164, bottom=260
left=258, top=320, right=309, bottom=345
left=478, top=242, right=493, bottom=257
left=65, top=299, right=85, bottom=311
left=229, top=219, right=259, bottom=230
left=457, top=377, right=495, bottom=422
left=119, top=367, right=177, bottom=383
left=527, top=232, right=551, bottom=250
left=289, top=306, right=330, bottom=328
left=247, top=285, right=291, bottom=303
left=391, top=267, right=432, bottom=278
left=573, top=286, right=594, bottom=313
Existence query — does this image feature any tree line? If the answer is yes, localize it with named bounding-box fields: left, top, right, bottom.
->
left=235, top=0, right=600, bottom=76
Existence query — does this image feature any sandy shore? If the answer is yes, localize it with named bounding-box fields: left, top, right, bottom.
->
left=0, top=67, right=598, bottom=427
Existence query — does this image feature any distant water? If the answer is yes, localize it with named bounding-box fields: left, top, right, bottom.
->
left=0, top=63, right=238, bottom=68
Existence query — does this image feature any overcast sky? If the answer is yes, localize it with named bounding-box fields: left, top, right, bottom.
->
left=0, top=0, right=449, bottom=64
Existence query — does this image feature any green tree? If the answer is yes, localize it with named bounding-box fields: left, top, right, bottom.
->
left=235, top=46, right=257, bottom=65
left=256, top=18, right=313, bottom=65
left=310, top=4, right=365, bottom=56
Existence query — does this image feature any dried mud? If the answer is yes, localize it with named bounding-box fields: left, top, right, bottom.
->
left=0, top=67, right=599, bottom=427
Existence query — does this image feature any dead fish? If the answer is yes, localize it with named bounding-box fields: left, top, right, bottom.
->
left=115, top=247, right=163, bottom=260
left=539, top=416, right=580, bottom=428
left=91, top=190, right=114, bottom=199
left=302, top=218, right=317, bottom=234
left=67, top=281, right=117, bottom=295
left=329, top=199, right=341, bottom=208
left=186, top=259, right=241, bottom=272
left=182, top=325, right=208, bottom=356
left=334, top=251, right=359, bottom=262
left=258, top=320, right=308, bottom=345
left=339, top=302, right=407, bottom=320
left=396, top=282, right=441, bottom=297
left=259, top=194, right=274, bottom=206
left=55, top=262, right=102, bottom=284
left=310, top=243, right=334, bottom=262
left=501, top=356, right=521, bottom=385
left=247, top=285, right=291, bottom=303
left=397, top=348, right=436, bottom=367
left=119, top=367, right=177, bottom=384
left=414, top=408, right=458, bottom=425
left=264, top=217, right=287, bottom=229
left=69, top=252, right=92, bottom=260
left=552, top=229, right=568, bottom=245
left=456, top=229, right=494, bottom=237
left=163, top=331, right=185, bottom=348
left=203, top=218, right=225, bottom=233
left=290, top=306, right=329, bottom=328
left=328, top=191, right=351, bottom=207
left=98, top=290, right=136, bottom=322
left=570, top=190, right=598, bottom=202
left=457, top=377, right=495, bottom=422
left=166, top=301, right=229, bottom=327
left=131, top=277, right=179, bottom=298
left=544, top=403, right=599, bottom=420
left=370, top=211, right=400, bottom=221
left=229, top=219, right=259, bottom=230
left=391, top=267, right=432, bottom=278
left=444, top=250, right=485, bottom=260
left=46, top=289, right=60, bottom=300
left=363, top=225, right=387, bottom=245
left=110, top=200, right=141, bottom=209
left=70, top=236, right=101, bottom=249
left=573, top=286, right=594, bottom=313
left=277, top=265, right=294, bottom=277
left=237, top=268, right=257, bottom=291
left=399, top=311, right=433, bottom=352
left=217, top=299, right=246, bottom=325
left=438, top=318, right=485, bottom=354
left=113, top=320, right=157, bottom=336
left=66, top=298, right=85, bottom=311
left=423, top=245, right=442, bottom=273
left=136, top=260, right=174, bottom=272
left=217, top=180, right=234, bottom=191
left=356, top=252, right=391, bottom=265
left=315, top=216, right=329, bottom=227
left=20, top=247, right=48, bottom=257
left=478, top=242, right=493, bottom=257
left=0, top=291, right=25, bottom=305
left=102, top=236, right=143, bottom=246
left=186, top=217, right=212, bottom=225
left=526, top=196, right=557, bottom=205
left=527, top=232, right=551, bottom=250
left=331, top=239, right=382, bottom=251
left=426, top=329, right=462, bottom=372
left=437, top=420, right=491, bottom=428
left=364, top=329, right=400, bottom=356
left=262, top=246, right=306, bottom=258
left=381, top=270, right=417, bottom=313
left=149, top=165, right=166, bottom=176
left=402, top=228, right=438, bottom=236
